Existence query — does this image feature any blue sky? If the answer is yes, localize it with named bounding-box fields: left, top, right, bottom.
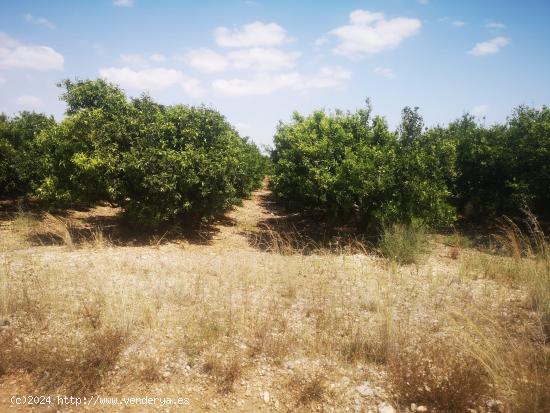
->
left=1, top=0, right=549, bottom=147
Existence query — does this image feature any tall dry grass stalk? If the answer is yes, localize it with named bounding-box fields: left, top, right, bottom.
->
left=498, top=212, right=550, bottom=336
left=34, top=212, right=75, bottom=248
left=453, top=312, right=549, bottom=412
left=250, top=222, right=369, bottom=255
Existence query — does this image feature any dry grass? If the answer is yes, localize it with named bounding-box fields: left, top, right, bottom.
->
left=339, top=295, right=396, bottom=364
left=498, top=213, right=550, bottom=338
left=247, top=317, right=293, bottom=364
left=1, top=209, right=116, bottom=250
left=202, top=351, right=244, bottom=393
left=0, top=193, right=549, bottom=412
left=455, top=314, right=550, bottom=413
left=388, top=337, right=491, bottom=411
left=459, top=212, right=550, bottom=338
left=1, top=325, right=127, bottom=392
left=132, top=354, right=163, bottom=383
left=286, top=369, right=330, bottom=408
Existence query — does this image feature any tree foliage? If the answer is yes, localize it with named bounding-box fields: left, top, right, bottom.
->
left=270, top=103, right=456, bottom=229
left=271, top=101, right=550, bottom=229
left=1, top=79, right=266, bottom=227
left=0, top=112, right=55, bottom=198
left=449, top=106, right=550, bottom=220
left=2, top=86, right=548, bottom=229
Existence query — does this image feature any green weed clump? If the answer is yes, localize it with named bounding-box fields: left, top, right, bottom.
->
left=379, top=223, right=427, bottom=265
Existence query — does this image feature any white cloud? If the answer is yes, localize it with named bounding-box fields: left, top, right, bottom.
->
left=150, top=53, right=166, bottom=63
left=329, top=10, right=421, bottom=58
left=23, top=14, right=55, bottom=30
left=314, top=37, right=327, bottom=48
left=212, top=66, right=350, bottom=96
left=228, top=48, right=300, bottom=71
left=374, top=67, right=395, bottom=79
left=119, top=53, right=149, bottom=67
left=184, top=48, right=229, bottom=73
left=213, top=73, right=300, bottom=96
left=0, top=32, right=64, bottom=70
left=16, top=95, right=42, bottom=108
left=439, top=17, right=466, bottom=28
left=486, top=22, right=506, bottom=30
left=114, top=0, right=134, bottom=7
left=184, top=47, right=300, bottom=73
left=99, top=67, right=204, bottom=97
left=119, top=53, right=169, bottom=67
left=302, top=66, right=351, bottom=89
left=469, top=36, right=509, bottom=56
left=214, top=21, right=290, bottom=48
left=471, top=104, right=489, bottom=116
left=0, top=33, right=19, bottom=48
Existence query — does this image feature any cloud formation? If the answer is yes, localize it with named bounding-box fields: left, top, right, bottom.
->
left=184, top=48, right=229, bottom=73
left=469, top=36, right=509, bottom=56
left=439, top=17, right=466, bottom=28
left=0, top=32, right=64, bottom=70
left=185, top=47, right=300, bottom=73
left=212, top=66, right=350, bottom=96
left=214, top=22, right=290, bottom=48
left=104, top=18, right=352, bottom=98
left=23, top=14, right=56, bottom=30
left=228, top=48, right=300, bottom=71
left=329, top=10, right=421, bottom=57
left=118, top=53, right=167, bottom=68
left=99, top=67, right=203, bottom=96
left=213, top=73, right=300, bottom=96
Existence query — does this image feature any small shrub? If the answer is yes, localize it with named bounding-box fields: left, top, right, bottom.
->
left=3, top=327, right=127, bottom=392
left=379, top=223, right=427, bottom=265
left=181, top=318, right=222, bottom=362
left=134, top=354, right=162, bottom=383
left=443, top=232, right=473, bottom=249
left=287, top=370, right=328, bottom=407
left=388, top=339, right=490, bottom=411
left=202, top=352, right=243, bottom=393
left=0, top=329, right=16, bottom=376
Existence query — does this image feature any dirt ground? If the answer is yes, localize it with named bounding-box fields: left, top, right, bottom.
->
left=0, top=189, right=547, bottom=412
